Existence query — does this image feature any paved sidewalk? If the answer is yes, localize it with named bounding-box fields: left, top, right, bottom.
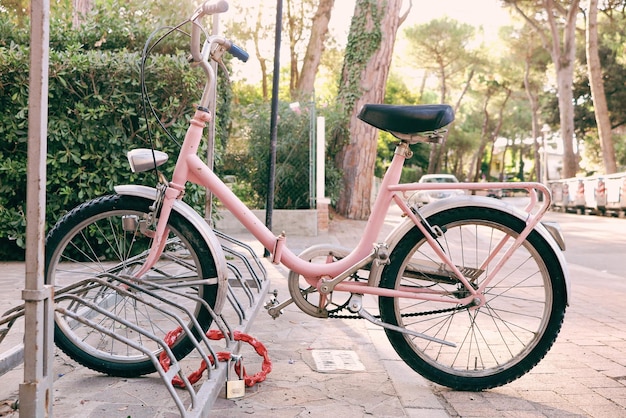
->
left=0, top=208, right=625, bottom=416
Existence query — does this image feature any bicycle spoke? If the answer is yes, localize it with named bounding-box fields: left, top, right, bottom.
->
left=379, top=206, right=566, bottom=390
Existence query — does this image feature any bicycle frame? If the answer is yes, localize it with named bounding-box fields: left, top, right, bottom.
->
left=126, top=10, right=561, bottom=311
left=43, top=1, right=570, bottom=391
left=131, top=98, right=554, bottom=309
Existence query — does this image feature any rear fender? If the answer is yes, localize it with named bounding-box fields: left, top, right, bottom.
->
left=369, top=196, right=570, bottom=305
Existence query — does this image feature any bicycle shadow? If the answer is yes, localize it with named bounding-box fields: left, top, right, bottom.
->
left=434, top=386, right=588, bottom=417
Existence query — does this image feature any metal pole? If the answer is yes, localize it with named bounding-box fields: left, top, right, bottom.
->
left=205, top=13, right=220, bottom=226
left=309, top=99, right=316, bottom=208
left=21, top=0, right=55, bottom=415
left=316, top=116, right=326, bottom=201
left=264, top=0, right=282, bottom=256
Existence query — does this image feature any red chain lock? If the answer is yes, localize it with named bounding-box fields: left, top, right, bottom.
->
left=159, top=327, right=272, bottom=388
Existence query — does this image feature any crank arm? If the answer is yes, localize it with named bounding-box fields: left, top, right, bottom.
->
left=349, top=295, right=456, bottom=347
left=265, top=295, right=294, bottom=319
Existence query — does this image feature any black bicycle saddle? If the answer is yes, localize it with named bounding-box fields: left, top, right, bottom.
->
left=358, top=104, right=454, bottom=136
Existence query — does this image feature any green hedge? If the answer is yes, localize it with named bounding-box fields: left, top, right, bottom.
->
left=0, top=43, right=231, bottom=260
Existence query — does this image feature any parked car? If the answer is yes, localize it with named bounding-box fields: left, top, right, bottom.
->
left=411, top=174, right=466, bottom=206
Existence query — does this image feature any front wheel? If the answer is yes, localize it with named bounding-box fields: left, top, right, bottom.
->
left=379, top=206, right=567, bottom=390
left=46, top=194, right=221, bottom=377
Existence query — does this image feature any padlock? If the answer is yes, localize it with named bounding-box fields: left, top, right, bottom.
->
left=225, top=355, right=246, bottom=399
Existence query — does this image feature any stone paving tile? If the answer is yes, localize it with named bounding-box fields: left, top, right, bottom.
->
left=405, top=407, right=451, bottom=418
left=382, top=359, right=443, bottom=410
left=5, top=208, right=626, bottom=417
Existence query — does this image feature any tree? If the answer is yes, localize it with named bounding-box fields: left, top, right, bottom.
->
left=286, top=0, right=336, bottom=100
left=228, top=3, right=275, bottom=100
left=331, top=0, right=410, bottom=219
left=404, top=17, right=477, bottom=173
left=501, top=24, right=551, bottom=182
left=2, top=0, right=30, bottom=25
left=73, top=0, right=93, bottom=27
left=229, top=1, right=335, bottom=101
left=585, top=0, right=617, bottom=174
left=469, top=77, right=512, bottom=182
left=504, top=0, right=581, bottom=179
left=286, top=0, right=310, bottom=98
left=295, top=0, right=335, bottom=99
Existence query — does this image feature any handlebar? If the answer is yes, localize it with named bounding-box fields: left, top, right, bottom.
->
left=189, top=0, right=249, bottom=108
left=227, top=42, right=249, bottom=63
left=191, top=1, right=248, bottom=63
left=200, top=0, right=229, bottom=15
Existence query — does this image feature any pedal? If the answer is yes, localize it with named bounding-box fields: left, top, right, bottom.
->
left=225, top=355, right=246, bottom=399
left=264, top=290, right=294, bottom=319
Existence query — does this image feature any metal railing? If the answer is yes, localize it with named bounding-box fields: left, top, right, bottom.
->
left=0, top=231, right=269, bottom=416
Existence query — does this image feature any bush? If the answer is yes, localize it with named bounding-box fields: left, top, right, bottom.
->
left=224, top=102, right=313, bottom=209
left=220, top=100, right=343, bottom=210
left=3, top=0, right=351, bottom=260
left=0, top=0, right=190, bottom=53
left=0, top=19, right=232, bottom=260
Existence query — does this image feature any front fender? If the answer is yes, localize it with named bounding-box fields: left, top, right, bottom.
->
left=369, top=196, right=570, bottom=305
left=114, top=184, right=229, bottom=312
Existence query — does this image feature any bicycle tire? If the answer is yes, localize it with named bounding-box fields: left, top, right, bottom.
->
left=378, top=206, right=567, bottom=391
left=45, top=194, right=220, bottom=377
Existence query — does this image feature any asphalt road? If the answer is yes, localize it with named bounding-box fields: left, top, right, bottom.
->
left=543, top=209, right=626, bottom=278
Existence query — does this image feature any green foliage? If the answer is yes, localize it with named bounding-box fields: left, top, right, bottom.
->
left=538, top=13, right=626, bottom=171
left=338, top=0, right=383, bottom=114
left=614, top=132, right=626, bottom=169
left=0, top=0, right=190, bottom=52
left=235, top=101, right=313, bottom=209
left=0, top=9, right=232, bottom=260
left=220, top=95, right=343, bottom=209
left=404, top=16, right=476, bottom=103
left=400, top=166, right=422, bottom=183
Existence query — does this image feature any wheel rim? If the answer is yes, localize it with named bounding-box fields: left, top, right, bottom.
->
left=392, top=218, right=553, bottom=377
left=48, top=206, right=207, bottom=368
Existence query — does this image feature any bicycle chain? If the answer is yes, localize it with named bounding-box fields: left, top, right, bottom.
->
left=327, top=303, right=471, bottom=320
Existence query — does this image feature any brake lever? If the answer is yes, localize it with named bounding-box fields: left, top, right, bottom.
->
left=211, top=46, right=232, bottom=82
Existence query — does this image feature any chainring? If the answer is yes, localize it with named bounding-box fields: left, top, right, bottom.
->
left=287, top=245, right=356, bottom=318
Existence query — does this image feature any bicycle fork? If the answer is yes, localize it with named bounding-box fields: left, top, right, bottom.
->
left=124, top=182, right=182, bottom=280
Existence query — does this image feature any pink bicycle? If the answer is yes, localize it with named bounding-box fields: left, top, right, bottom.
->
left=45, top=1, right=569, bottom=391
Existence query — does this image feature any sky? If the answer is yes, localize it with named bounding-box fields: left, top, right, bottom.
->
left=331, top=0, right=511, bottom=43
left=224, top=0, right=513, bottom=85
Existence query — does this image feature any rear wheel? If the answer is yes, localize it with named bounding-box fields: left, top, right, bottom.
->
left=379, top=206, right=567, bottom=390
left=46, top=194, right=221, bottom=377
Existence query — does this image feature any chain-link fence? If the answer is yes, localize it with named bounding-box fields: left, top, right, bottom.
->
left=220, top=100, right=331, bottom=210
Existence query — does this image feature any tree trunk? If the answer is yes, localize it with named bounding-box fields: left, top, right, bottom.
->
left=253, top=8, right=269, bottom=100
left=429, top=67, right=474, bottom=174
left=546, top=0, right=579, bottom=178
left=471, top=93, right=492, bottom=182
left=286, top=0, right=302, bottom=98
left=334, top=0, right=407, bottom=219
left=296, top=0, right=335, bottom=99
left=586, top=0, right=617, bottom=174
left=471, top=88, right=511, bottom=182
left=72, top=0, right=93, bottom=28
left=523, top=58, right=542, bottom=182
left=508, top=0, right=580, bottom=178
left=427, top=60, right=448, bottom=174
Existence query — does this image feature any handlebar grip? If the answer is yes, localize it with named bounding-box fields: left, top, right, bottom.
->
left=201, top=0, right=229, bottom=15
left=228, top=43, right=249, bottom=62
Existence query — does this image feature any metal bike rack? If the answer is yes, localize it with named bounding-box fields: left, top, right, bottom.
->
left=0, top=231, right=269, bottom=417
